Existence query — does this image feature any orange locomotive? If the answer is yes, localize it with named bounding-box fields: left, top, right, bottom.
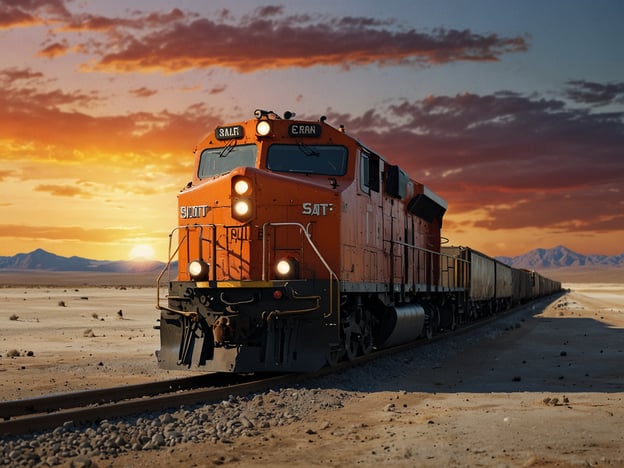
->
left=157, top=109, right=468, bottom=372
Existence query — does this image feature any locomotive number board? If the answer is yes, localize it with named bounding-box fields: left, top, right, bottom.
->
left=215, top=125, right=244, bottom=140
left=288, top=123, right=321, bottom=137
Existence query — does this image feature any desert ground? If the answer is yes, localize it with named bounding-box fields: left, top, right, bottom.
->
left=1, top=270, right=623, bottom=467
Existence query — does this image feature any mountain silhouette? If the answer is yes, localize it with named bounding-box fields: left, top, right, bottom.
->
left=0, top=248, right=165, bottom=273
left=1, top=246, right=621, bottom=273
left=496, top=245, right=624, bottom=269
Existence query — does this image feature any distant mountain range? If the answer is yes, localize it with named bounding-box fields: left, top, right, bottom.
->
left=0, top=248, right=165, bottom=273
left=496, top=245, right=624, bottom=270
left=0, top=246, right=622, bottom=273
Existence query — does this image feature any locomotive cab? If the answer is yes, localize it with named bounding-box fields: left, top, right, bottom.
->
left=157, top=111, right=356, bottom=372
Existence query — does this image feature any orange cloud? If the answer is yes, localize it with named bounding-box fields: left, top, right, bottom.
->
left=38, top=40, right=71, bottom=58
left=0, top=224, right=133, bottom=243
left=0, top=68, right=219, bottom=174
left=0, top=170, right=14, bottom=181
left=34, top=184, right=93, bottom=198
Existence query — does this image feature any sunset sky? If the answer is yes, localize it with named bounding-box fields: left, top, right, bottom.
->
left=1, top=0, right=623, bottom=262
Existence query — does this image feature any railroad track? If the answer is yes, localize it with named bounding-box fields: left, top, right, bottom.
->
left=0, top=294, right=562, bottom=437
left=0, top=373, right=298, bottom=436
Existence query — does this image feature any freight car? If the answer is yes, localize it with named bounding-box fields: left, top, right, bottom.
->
left=156, top=110, right=560, bottom=373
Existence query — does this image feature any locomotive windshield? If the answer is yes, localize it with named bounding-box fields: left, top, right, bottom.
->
left=198, top=144, right=257, bottom=178
left=267, top=144, right=348, bottom=176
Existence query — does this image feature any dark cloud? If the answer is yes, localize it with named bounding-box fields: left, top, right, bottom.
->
left=9, top=2, right=528, bottom=73
left=92, top=17, right=527, bottom=72
left=0, top=0, right=70, bottom=28
left=324, top=90, right=624, bottom=233
left=0, top=67, right=100, bottom=109
left=129, top=86, right=158, bottom=98
left=472, top=188, right=624, bottom=233
left=0, top=67, right=44, bottom=81
left=61, top=8, right=187, bottom=33
left=565, top=80, right=624, bottom=106
left=208, top=85, right=227, bottom=95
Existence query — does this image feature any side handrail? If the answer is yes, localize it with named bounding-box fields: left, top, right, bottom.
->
left=384, top=238, right=469, bottom=290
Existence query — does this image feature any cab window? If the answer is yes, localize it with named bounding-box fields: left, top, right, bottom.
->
left=267, top=144, right=348, bottom=176
left=360, top=151, right=380, bottom=194
left=198, top=144, right=257, bottom=178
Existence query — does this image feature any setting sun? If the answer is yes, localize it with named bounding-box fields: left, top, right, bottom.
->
left=129, top=244, right=156, bottom=260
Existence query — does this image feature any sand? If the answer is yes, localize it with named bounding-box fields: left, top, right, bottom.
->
left=1, top=280, right=623, bottom=466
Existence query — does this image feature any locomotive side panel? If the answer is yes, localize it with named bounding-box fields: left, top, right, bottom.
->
left=339, top=151, right=387, bottom=289
left=339, top=149, right=447, bottom=294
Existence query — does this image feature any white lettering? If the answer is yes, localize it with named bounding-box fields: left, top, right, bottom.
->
left=289, top=124, right=320, bottom=137
left=180, top=205, right=210, bottom=219
left=215, top=125, right=243, bottom=140
left=301, top=202, right=334, bottom=216
left=217, top=127, right=241, bottom=138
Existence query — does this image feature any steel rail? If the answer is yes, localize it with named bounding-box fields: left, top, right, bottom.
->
left=0, top=373, right=297, bottom=437
left=0, top=293, right=563, bottom=437
left=0, top=374, right=241, bottom=421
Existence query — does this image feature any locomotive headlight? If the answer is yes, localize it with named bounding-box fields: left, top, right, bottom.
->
left=233, top=178, right=251, bottom=195
left=256, top=120, right=271, bottom=136
left=276, top=260, right=291, bottom=276
left=188, top=260, right=210, bottom=281
left=233, top=200, right=251, bottom=217
left=231, top=176, right=254, bottom=221
left=275, top=257, right=299, bottom=279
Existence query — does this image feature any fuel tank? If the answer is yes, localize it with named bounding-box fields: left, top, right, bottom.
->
left=375, top=304, right=425, bottom=348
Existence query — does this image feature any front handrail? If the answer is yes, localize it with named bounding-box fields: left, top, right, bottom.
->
left=156, top=224, right=218, bottom=313
left=156, top=227, right=188, bottom=312
left=157, top=222, right=340, bottom=322
left=262, top=222, right=339, bottom=319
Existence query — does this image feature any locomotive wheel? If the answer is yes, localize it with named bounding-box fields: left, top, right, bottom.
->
left=326, top=344, right=344, bottom=367
left=423, top=319, right=433, bottom=340
left=343, top=307, right=374, bottom=360
left=343, top=312, right=360, bottom=361
left=449, top=309, right=457, bottom=331
left=360, top=309, right=373, bottom=355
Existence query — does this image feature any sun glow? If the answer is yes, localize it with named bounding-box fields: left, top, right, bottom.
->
left=129, top=243, right=155, bottom=260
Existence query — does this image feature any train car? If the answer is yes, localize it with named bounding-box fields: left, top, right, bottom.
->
left=512, top=268, right=533, bottom=304
left=155, top=109, right=561, bottom=373
left=440, top=246, right=495, bottom=318
left=532, top=272, right=561, bottom=297
left=440, top=247, right=520, bottom=315
left=495, top=260, right=513, bottom=310
left=156, top=110, right=450, bottom=372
